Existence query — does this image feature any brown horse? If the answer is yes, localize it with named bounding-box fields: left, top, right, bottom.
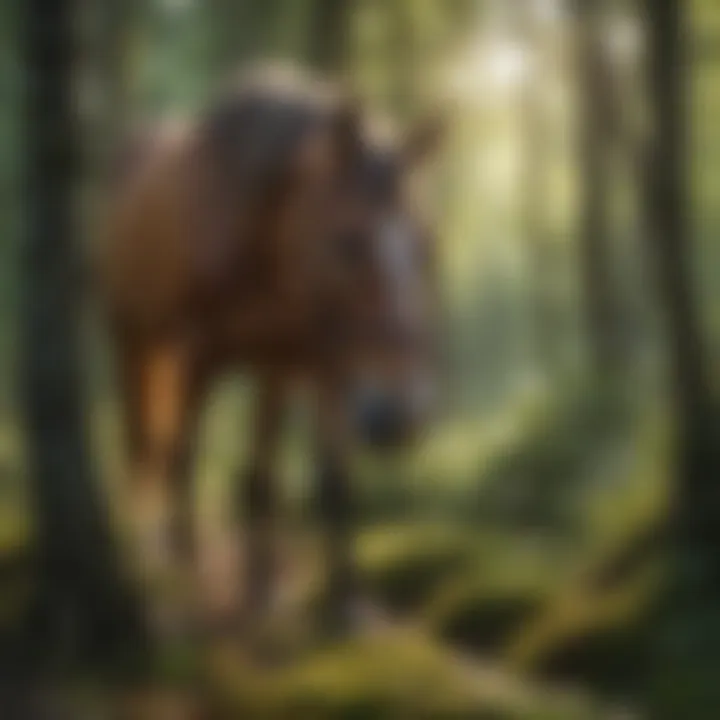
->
left=100, top=66, right=443, bottom=633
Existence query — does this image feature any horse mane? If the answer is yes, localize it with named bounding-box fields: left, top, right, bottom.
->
left=196, top=63, right=343, bottom=202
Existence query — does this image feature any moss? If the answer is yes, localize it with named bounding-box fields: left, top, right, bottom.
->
left=531, top=625, right=647, bottom=698
left=506, top=563, right=660, bottom=701
left=429, top=589, right=544, bottom=655
left=205, top=632, right=594, bottom=720
left=352, top=524, right=482, bottom=614
left=363, top=542, right=478, bottom=614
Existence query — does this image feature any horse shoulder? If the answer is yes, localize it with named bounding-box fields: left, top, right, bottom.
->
left=100, top=126, right=197, bottom=330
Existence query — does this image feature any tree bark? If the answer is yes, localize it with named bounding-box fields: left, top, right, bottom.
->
left=308, top=0, right=352, bottom=75
left=209, top=0, right=281, bottom=74
left=389, top=0, right=417, bottom=121
left=20, top=0, right=144, bottom=672
left=93, top=0, right=134, bottom=183
left=520, top=11, right=556, bottom=375
left=575, top=0, right=623, bottom=379
left=642, top=0, right=715, bottom=542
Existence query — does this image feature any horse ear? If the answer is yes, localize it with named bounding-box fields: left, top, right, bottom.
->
left=403, top=113, right=446, bottom=168
left=289, top=99, right=361, bottom=188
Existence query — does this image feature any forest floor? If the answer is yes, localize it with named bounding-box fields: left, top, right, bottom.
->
left=0, top=388, right=667, bottom=718
left=98, top=510, right=651, bottom=720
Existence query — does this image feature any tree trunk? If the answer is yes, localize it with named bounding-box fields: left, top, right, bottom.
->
left=388, top=0, right=417, bottom=121
left=308, top=0, right=352, bottom=75
left=20, top=0, right=144, bottom=673
left=92, top=0, right=134, bottom=184
left=642, top=0, right=715, bottom=542
left=209, top=0, right=280, bottom=75
left=575, top=1, right=623, bottom=379
left=643, top=10, right=720, bottom=714
left=520, top=12, right=556, bottom=376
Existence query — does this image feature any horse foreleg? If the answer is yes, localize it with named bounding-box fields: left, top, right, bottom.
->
left=237, top=379, right=285, bottom=623
left=118, top=339, right=200, bottom=631
left=315, top=385, right=359, bottom=633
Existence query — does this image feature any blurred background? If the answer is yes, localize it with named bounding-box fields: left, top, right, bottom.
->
left=3, top=0, right=720, bottom=718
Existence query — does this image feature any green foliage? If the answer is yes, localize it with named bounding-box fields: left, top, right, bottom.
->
left=358, top=524, right=480, bottom=613
left=649, top=598, right=720, bottom=719
left=507, top=563, right=660, bottom=700
left=205, top=631, right=595, bottom=719
left=426, top=581, right=544, bottom=655
left=472, top=387, right=635, bottom=532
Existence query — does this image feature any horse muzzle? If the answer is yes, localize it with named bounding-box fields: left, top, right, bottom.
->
left=352, top=377, right=436, bottom=450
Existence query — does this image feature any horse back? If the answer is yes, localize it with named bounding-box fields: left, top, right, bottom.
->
left=101, top=68, right=337, bottom=337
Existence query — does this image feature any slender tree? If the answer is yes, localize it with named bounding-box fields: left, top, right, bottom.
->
left=208, top=0, right=282, bottom=75
left=20, top=0, right=143, bottom=671
left=643, top=9, right=720, bottom=715
left=389, top=0, right=418, bottom=121
left=642, top=0, right=716, bottom=544
left=519, top=6, right=557, bottom=375
left=92, top=0, right=135, bottom=184
left=575, top=0, right=623, bottom=379
left=308, top=0, right=352, bottom=75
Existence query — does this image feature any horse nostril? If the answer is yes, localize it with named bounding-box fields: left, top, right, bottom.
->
left=355, top=395, right=407, bottom=449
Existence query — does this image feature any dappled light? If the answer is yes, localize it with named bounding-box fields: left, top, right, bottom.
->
left=3, top=0, right=720, bottom=718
